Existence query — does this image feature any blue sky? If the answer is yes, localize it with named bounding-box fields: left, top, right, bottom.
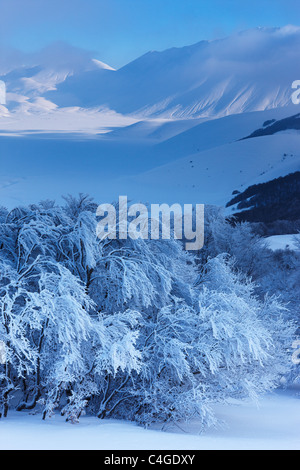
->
left=1, top=0, right=300, bottom=68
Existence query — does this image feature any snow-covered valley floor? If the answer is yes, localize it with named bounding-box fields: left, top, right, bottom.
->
left=0, top=389, right=299, bottom=450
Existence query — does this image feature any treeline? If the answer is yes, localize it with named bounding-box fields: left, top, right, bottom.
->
left=227, top=172, right=300, bottom=227
left=240, top=113, right=300, bottom=140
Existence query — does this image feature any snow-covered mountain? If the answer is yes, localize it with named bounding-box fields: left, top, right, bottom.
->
left=0, top=42, right=113, bottom=97
left=0, top=42, right=120, bottom=130
left=46, top=26, right=300, bottom=119
left=1, top=26, right=300, bottom=127
left=1, top=104, right=299, bottom=212
left=0, top=27, right=300, bottom=220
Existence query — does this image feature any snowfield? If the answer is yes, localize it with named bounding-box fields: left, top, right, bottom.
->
left=1, top=105, right=300, bottom=209
left=265, top=234, right=300, bottom=252
left=0, top=390, right=299, bottom=450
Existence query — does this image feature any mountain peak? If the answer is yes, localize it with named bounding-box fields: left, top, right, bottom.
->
left=92, top=59, right=116, bottom=71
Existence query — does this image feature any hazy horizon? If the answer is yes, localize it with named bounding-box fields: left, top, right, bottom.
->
left=1, top=0, right=300, bottom=68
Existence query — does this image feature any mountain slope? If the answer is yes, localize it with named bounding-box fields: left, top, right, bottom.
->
left=48, top=27, right=300, bottom=118
left=116, top=110, right=300, bottom=206
left=0, top=42, right=115, bottom=114
left=0, top=108, right=300, bottom=210
left=226, top=171, right=300, bottom=224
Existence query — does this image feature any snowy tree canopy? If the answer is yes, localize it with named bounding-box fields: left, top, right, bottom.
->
left=0, top=197, right=296, bottom=427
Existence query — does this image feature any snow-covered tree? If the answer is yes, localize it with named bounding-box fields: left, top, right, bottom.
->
left=111, top=255, right=293, bottom=429
left=0, top=261, right=40, bottom=417
left=0, top=197, right=295, bottom=430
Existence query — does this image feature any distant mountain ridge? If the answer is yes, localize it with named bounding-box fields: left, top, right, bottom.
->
left=1, top=26, right=300, bottom=121
left=45, top=26, right=300, bottom=118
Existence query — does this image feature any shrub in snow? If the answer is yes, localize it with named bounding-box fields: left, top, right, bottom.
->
left=111, top=255, right=293, bottom=428
left=0, top=197, right=295, bottom=428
